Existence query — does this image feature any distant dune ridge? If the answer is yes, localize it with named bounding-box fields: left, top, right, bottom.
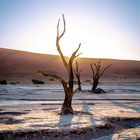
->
left=0, top=48, right=140, bottom=84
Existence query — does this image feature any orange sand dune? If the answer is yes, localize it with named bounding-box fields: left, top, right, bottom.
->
left=0, top=48, right=140, bottom=83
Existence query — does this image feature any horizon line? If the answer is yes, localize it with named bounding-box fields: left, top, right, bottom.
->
left=0, top=47, right=140, bottom=62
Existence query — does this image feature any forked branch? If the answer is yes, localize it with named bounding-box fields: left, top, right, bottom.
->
left=57, top=14, right=66, bottom=41
left=69, top=43, right=81, bottom=65
left=56, top=14, right=68, bottom=70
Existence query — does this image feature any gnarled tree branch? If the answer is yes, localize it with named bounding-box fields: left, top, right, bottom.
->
left=37, top=70, right=68, bottom=89
left=56, top=14, right=69, bottom=71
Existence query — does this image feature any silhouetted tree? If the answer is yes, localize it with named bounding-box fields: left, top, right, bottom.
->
left=38, top=14, right=81, bottom=114
left=90, top=60, right=111, bottom=93
left=74, top=61, right=82, bottom=91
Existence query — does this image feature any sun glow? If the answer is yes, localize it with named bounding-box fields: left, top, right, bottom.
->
left=0, top=0, right=140, bottom=61
left=13, top=16, right=135, bottom=60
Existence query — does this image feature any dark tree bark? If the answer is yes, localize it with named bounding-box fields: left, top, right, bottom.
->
left=38, top=14, right=81, bottom=114
left=61, top=92, right=73, bottom=114
left=74, top=61, right=82, bottom=91
left=90, top=60, right=111, bottom=92
left=92, top=79, right=98, bottom=91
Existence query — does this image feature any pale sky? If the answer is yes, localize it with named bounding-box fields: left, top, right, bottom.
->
left=0, top=0, right=140, bottom=60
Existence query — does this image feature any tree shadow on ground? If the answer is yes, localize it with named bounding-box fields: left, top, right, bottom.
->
left=57, top=113, right=74, bottom=129
left=100, top=93, right=140, bottom=113
left=110, top=100, right=140, bottom=113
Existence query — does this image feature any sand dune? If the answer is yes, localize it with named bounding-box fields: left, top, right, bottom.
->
left=0, top=48, right=140, bottom=83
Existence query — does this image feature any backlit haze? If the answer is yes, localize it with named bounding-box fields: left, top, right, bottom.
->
left=0, top=0, right=140, bottom=60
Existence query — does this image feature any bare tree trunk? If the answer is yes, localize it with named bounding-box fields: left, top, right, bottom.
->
left=69, top=66, right=74, bottom=92
left=92, top=79, right=98, bottom=91
left=61, top=93, right=73, bottom=114
left=55, top=14, right=81, bottom=114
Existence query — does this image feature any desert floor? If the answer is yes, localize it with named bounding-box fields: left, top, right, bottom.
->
left=0, top=83, right=140, bottom=140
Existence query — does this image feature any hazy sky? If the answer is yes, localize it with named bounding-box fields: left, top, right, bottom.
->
left=0, top=0, right=140, bottom=60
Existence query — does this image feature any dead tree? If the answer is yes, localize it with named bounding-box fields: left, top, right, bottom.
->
left=74, top=61, right=82, bottom=91
left=90, top=60, right=111, bottom=93
left=38, top=14, right=81, bottom=114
